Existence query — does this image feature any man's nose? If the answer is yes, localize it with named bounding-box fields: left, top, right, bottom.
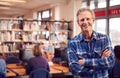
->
left=83, top=19, right=88, bottom=23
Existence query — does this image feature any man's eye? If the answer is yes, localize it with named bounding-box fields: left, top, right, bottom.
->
left=87, top=18, right=91, bottom=21
left=80, top=19, right=84, bottom=21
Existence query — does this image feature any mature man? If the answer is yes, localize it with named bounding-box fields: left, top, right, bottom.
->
left=67, top=8, right=115, bottom=78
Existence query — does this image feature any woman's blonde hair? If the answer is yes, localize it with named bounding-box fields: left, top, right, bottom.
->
left=32, top=44, right=42, bottom=56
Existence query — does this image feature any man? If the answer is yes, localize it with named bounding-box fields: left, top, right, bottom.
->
left=67, top=8, right=115, bottom=78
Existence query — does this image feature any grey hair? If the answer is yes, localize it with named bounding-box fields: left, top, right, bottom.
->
left=77, top=7, right=95, bottom=20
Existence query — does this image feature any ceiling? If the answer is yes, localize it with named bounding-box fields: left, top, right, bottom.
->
left=0, top=0, right=68, bottom=18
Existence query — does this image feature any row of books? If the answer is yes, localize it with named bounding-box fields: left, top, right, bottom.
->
left=0, top=42, right=60, bottom=53
left=0, top=44, right=17, bottom=52
left=0, top=43, right=34, bottom=53
left=0, top=20, right=69, bottom=31
left=0, top=31, right=68, bottom=42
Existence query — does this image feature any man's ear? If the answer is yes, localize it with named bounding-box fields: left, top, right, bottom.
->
left=77, top=19, right=79, bottom=24
left=93, top=18, right=95, bottom=22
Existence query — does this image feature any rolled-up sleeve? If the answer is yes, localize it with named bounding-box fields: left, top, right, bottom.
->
left=67, top=41, right=84, bottom=75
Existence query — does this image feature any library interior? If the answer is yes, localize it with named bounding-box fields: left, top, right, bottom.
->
left=0, top=0, right=120, bottom=78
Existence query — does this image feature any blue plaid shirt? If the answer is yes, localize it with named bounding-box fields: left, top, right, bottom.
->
left=67, top=31, right=115, bottom=78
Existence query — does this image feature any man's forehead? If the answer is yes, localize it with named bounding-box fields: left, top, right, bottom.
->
left=78, top=12, right=92, bottom=19
left=79, top=11, right=92, bottom=16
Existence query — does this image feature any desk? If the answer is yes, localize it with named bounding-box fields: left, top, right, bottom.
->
left=6, top=63, right=70, bottom=77
left=50, top=64, right=69, bottom=74
left=6, top=69, right=16, bottom=77
left=6, top=64, right=26, bottom=77
left=7, top=64, right=24, bottom=69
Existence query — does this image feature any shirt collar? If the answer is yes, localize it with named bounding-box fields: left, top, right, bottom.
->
left=79, top=31, right=98, bottom=42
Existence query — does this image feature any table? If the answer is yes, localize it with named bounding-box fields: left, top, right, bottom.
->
left=6, top=64, right=26, bottom=77
left=6, top=63, right=70, bottom=77
left=50, top=64, right=69, bottom=74
left=6, top=69, right=16, bottom=77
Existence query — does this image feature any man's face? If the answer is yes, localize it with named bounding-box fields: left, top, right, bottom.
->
left=77, top=11, right=94, bottom=33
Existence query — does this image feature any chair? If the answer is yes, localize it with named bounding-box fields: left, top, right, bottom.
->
left=6, top=56, right=21, bottom=64
left=53, top=48, right=68, bottom=66
left=0, top=72, right=5, bottom=78
left=52, top=48, right=62, bottom=64
left=109, top=45, right=120, bottom=78
left=114, top=45, right=120, bottom=59
left=29, top=69, right=50, bottom=78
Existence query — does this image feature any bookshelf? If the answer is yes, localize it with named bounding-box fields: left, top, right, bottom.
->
left=0, top=19, right=73, bottom=58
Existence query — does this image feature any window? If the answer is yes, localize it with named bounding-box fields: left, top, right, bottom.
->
left=38, top=9, right=51, bottom=21
left=98, top=0, right=106, bottom=8
left=42, top=10, right=50, bottom=18
left=93, top=19, right=106, bottom=34
left=109, top=18, right=120, bottom=47
left=89, top=0, right=106, bottom=9
left=90, top=0, right=95, bottom=9
left=37, top=9, right=51, bottom=26
left=110, top=0, right=120, bottom=6
left=81, top=2, right=87, bottom=8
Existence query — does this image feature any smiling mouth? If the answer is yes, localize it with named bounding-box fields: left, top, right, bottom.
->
left=82, top=25, right=89, bottom=29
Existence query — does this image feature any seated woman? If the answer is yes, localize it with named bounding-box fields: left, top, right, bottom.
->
left=25, top=44, right=50, bottom=74
left=0, top=59, right=6, bottom=76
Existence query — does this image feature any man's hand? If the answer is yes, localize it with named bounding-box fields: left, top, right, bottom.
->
left=78, top=59, right=85, bottom=65
left=102, top=49, right=111, bottom=58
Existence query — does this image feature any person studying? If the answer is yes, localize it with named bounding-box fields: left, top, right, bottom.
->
left=25, top=44, right=50, bottom=74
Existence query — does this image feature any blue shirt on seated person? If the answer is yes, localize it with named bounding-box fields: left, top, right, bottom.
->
left=0, top=59, right=6, bottom=75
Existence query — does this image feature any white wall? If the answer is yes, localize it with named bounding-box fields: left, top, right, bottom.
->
left=54, top=0, right=82, bottom=36
left=54, top=6, right=60, bottom=20
left=25, top=0, right=83, bottom=36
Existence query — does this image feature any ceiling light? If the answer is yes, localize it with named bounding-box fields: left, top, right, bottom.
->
left=0, top=2, right=12, bottom=5
left=0, top=0, right=26, bottom=3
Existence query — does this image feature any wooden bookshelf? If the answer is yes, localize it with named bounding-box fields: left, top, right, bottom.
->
left=0, top=19, right=73, bottom=58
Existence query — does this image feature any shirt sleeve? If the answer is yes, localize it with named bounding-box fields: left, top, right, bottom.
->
left=26, top=59, right=32, bottom=74
left=84, top=36, right=115, bottom=70
left=47, top=62, right=50, bottom=72
left=0, top=59, right=6, bottom=75
left=67, top=41, right=91, bottom=75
